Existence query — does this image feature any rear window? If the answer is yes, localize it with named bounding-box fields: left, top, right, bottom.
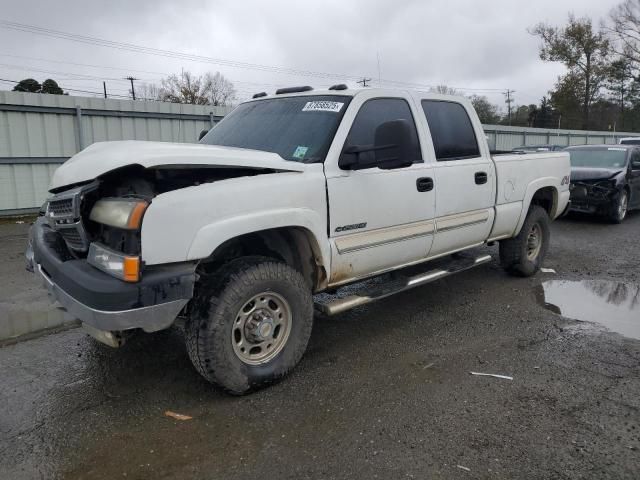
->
left=421, top=100, right=480, bottom=161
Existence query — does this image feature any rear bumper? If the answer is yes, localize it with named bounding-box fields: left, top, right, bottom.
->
left=29, top=218, right=196, bottom=332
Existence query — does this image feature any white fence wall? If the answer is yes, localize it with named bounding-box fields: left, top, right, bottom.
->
left=483, top=124, right=638, bottom=150
left=1, top=92, right=639, bottom=214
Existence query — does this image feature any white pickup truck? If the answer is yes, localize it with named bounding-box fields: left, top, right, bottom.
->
left=27, top=86, right=570, bottom=394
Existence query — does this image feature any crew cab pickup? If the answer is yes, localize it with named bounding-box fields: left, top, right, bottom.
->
left=27, top=87, right=570, bottom=394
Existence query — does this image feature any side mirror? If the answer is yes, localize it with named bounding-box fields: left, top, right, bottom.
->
left=339, top=119, right=414, bottom=170
left=198, top=129, right=209, bottom=141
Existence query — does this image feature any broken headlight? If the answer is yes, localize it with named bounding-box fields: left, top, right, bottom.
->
left=89, top=198, right=148, bottom=230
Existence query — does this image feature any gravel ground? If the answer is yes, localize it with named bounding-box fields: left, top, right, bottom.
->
left=1, top=213, right=639, bottom=479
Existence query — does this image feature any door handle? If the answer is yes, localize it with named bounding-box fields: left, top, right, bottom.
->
left=416, top=177, right=434, bottom=192
left=475, top=172, right=488, bottom=185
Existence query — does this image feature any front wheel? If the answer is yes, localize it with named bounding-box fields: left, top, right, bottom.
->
left=185, top=257, right=314, bottom=395
left=608, top=189, right=628, bottom=224
left=499, top=206, right=550, bottom=277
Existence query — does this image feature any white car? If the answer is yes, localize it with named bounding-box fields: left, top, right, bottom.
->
left=619, top=137, right=640, bottom=145
left=27, top=86, right=571, bottom=394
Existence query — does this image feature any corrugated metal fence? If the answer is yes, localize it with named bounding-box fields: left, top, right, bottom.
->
left=483, top=124, right=638, bottom=150
left=1, top=92, right=638, bottom=214
left=0, top=91, right=231, bottom=215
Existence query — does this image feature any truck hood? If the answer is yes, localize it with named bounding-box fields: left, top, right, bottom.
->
left=570, top=167, right=624, bottom=182
left=50, top=141, right=306, bottom=190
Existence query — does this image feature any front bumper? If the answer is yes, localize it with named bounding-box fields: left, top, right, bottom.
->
left=569, top=184, right=617, bottom=214
left=29, top=218, right=196, bottom=333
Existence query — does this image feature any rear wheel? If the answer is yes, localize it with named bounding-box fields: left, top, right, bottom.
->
left=608, top=189, right=628, bottom=224
left=185, top=256, right=313, bottom=395
left=499, top=206, right=550, bottom=277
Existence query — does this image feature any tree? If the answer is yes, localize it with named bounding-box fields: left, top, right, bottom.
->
left=607, top=0, right=640, bottom=64
left=531, top=15, right=610, bottom=129
left=549, top=72, right=585, bottom=129
left=469, top=95, right=501, bottom=124
left=40, top=79, right=64, bottom=95
left=606, top=56, right=637, bottom=128
left=207, top=72, right=236, bottom=106
left=532, top=96, right=560, bottom=128
left=136, top=83, right=162, bottom=101
left=12, top=78, right=65, bottom=95
left=430, top=85, right=458, bottom=95
left=13, top=78, right=41, bottom=93
left=159, top=70, right=236, bottom=106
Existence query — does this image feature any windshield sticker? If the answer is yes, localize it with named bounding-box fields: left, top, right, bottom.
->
left=293, top=146, right=309, bottom=159
left=608, top=147, right=626, bottom=151
left=302, top=101, right=344, bottom=113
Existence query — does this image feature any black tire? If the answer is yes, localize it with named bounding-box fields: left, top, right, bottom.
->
left=185, top=256, right=313, bottom=395
left=499, top=206, right=550, bottom=277
left=607, top=189, right=628, bottom=224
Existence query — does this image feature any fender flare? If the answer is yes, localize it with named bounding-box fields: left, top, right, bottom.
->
left=514, top=178, right=559, bottom=235
left=186, top=208, right=330, bottom=269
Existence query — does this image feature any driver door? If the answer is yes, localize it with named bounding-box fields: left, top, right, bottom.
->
left=325, top=96, right=436, bottom=285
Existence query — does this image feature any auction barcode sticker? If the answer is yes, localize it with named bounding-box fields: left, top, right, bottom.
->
left=302, top=101, right=344, bottom=113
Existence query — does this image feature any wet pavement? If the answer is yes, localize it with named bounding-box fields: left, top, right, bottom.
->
left=538, top=279, right=640, bottom=340
left=1, top=213, right=640, bottom=479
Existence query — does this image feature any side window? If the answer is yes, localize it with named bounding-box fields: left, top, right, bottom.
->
left=421, top=100, right=480, bottom=161
left=343, top=98, right=422, bottom=165
left=631, top=149, right=640, bottom=169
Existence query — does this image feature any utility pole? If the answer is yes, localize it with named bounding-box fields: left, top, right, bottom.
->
left=103, top=81, right=107, bottom=99
left=357, top=77, right=372, bottom=88
left=125, top=76, right=139, bottom=100
left=503, top=89, right=515, bottom=125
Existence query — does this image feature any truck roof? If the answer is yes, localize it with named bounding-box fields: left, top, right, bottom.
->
left=244, top=86, right=470, bottom=103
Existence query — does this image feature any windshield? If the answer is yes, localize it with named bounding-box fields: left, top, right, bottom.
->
left=200, top=95, right=351, bottom=163
left=568, top=148, right=628, bottom=168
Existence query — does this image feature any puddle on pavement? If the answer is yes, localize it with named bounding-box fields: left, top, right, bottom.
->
left=537, top=280, right=640, bottom=339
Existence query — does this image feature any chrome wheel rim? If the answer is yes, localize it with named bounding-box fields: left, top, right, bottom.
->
left=232, top=292, right=292, bottom=365
left=526, top=223, right=542, bottom=261
left=618, top=192, right=628, bottom=220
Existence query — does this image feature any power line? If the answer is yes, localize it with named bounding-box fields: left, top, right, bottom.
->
left=0, top=20, right=366, bottom=82
left=0, top=21, right=514, bottom=94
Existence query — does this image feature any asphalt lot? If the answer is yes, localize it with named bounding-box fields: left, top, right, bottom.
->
left=1, top=213, right=639, bottom=479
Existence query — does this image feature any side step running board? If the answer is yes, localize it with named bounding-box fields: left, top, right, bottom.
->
left=315, top=254, right=492, bottom=316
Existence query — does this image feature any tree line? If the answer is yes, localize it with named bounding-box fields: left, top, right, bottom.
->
left=11, top=70, right=237, bottom=107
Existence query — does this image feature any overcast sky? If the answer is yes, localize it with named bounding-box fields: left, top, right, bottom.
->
left=0, top=0, right=623, bottom=109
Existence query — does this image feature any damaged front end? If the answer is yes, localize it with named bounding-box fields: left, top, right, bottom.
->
left=570, top=179, right=619, bottom=214
left=30, top=164, right=269, bottom=345
left=569, top=166, right=626, bottom=215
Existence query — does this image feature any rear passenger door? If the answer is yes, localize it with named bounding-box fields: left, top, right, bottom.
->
left=419, top=99, right=496, bottom=257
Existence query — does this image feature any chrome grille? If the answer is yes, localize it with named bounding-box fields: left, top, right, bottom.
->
left=46, top=182, right=98, bottom=252
left=48, top=198, right=73, bottom=216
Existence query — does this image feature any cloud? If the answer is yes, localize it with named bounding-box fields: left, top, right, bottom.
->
left=0, top=0, right=622, bottom=107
